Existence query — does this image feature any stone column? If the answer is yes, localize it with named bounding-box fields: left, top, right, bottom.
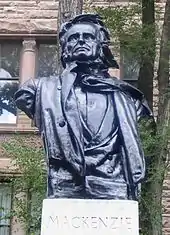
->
left=17, top=38, right=37, bottom=130
left=20, top=39, right=37, bottom=84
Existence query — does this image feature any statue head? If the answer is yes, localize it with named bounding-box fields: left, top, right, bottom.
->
left=59, top=14, right=119, bottom=70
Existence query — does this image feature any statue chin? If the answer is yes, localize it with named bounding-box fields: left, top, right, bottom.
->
left=71, top=54, right=99, bottom=65
left=72, top=55, right=91, bottom=63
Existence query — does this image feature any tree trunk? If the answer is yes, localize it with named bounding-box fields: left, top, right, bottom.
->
left=157, top=0, right=170, bottom=123
left=138, top=0, right=155, bottom=110
left=139, top=3, right=155, bottom=232
left=150, top=1, right=170, bottom=235
left=56, top=0, right=84, bottom=73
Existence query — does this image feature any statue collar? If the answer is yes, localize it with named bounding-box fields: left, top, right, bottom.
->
left=61, top=63, right=144, bottom=101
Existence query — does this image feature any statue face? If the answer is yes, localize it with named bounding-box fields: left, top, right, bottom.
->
left=64, top=23, right=100, bottom=63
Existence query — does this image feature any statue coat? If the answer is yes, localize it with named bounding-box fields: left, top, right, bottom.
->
left=15, top=68, right=152, bottom=200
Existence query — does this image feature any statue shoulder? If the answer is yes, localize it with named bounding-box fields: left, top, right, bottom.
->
left=37, top=75, right=60, bottom=83
left=111, top=77, right=144, bottom=101
left=111, top=77, right=153, bottom=119
left=36, top=75, right=61, bottom=88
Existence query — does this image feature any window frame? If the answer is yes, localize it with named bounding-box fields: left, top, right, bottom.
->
left=119, top=43, right=140, bottom=87
left=0, top=182, right=13, bottom=235
left=0, top=40, right=22, bottom=127
left=36, top=39, right=58, bottom=79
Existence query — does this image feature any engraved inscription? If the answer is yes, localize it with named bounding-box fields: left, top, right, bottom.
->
left=48, top=215, right=133, bottom=230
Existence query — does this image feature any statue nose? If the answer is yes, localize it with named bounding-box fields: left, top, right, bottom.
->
left=78, top=35, right=85, bottom=44
left=79, top=40, right=84, bottom=45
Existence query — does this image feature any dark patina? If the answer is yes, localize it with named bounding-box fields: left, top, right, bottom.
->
left=14, top=14, right=153, bottom=200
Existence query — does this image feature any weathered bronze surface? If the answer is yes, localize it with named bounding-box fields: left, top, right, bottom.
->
left=15, top=14, right=153, bottom=200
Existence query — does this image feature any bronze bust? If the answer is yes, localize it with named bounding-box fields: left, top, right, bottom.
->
left=15, top=14, right=153, bottom=200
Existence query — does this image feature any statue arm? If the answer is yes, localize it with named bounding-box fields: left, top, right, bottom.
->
left=14, top=79, right=38, bottom=119
left=114, top=92, right=145, bottom=199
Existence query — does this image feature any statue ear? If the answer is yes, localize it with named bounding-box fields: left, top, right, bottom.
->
left=62, top=46, right=69, bottom=59
left=99, top=44, right=104, bottom=59
left=61, top=47, right=70, bottom=68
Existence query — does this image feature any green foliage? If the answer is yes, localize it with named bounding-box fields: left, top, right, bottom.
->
left=92, top=2, right=160, bottom=79
left=95, top=5, right=154, bottom=59
left=138, top=116, right=170, bottom=235
left=1, top=135, right=46, bottom=234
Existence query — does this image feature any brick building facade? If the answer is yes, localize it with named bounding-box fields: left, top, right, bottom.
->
left=0, top=1, right=168, bottom=235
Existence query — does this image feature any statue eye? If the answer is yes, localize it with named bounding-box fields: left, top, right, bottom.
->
left=83, top=33, right=95, bottom=41
left=68, top=33, right=79, bottom=42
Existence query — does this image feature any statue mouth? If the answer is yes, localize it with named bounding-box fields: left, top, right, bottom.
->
left=74, top=47, right=90, bottom=52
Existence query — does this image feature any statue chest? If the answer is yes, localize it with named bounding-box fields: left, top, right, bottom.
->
left=74, top=86, right=117, bottom=137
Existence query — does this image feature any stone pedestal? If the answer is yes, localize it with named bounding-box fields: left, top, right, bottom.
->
left=41, top=199, right=139, bottom=235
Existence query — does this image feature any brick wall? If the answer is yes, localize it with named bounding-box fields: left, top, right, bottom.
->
left=0, top=0, right=58, bottom=34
